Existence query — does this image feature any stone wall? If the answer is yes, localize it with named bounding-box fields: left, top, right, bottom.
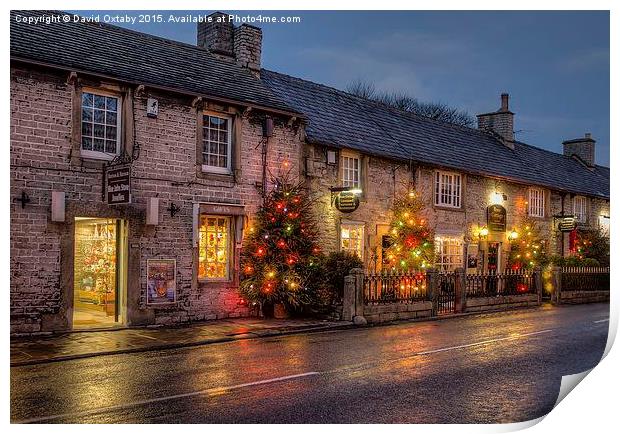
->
left=364, top=302, right=433, bottom=324
left=464, top=294, right=540, bottom=313
left=557, top=291, right=609, bottom=304
left=10, top=65, right=303, bottom=334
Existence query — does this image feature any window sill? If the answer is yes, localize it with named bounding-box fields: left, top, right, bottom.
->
left=198, top=279, right=234, bottom=287
left=433, top=204, right=464, bottom=212
left=196, top=168, right=235, bottom=183
left=80, top=151, right=119, bottom=162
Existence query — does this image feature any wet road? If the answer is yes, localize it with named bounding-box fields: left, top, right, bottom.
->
left=11, top=303, right=609, bottom=424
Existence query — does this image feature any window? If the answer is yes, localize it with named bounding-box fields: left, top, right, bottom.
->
left=198, top=216, right=230, bottom=280
left=341, top=154, right=360, bottom=188
left=81, top=92, right=121, bottom=159
left=340, top=223, right=364, bottom=259
left=574, top=196, right=588, bottom=222
left=434, top=171, right=461, bottom=208
left=528, top=188, right=545, bottom=217
left=599, top=215, right=610, bottom=236
left=202, top=114, right=232, bottom=174
left=435, top=236, right=464, bottom=272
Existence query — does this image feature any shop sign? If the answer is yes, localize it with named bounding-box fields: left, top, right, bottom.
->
left=146, top=259, right=176, bottom=304
left=486, top=204, right=506, bottom=232
left=106, top=164, right=131, bottom=205
left=334, top=191, right=360, bottom=213
left=558, top=216, right=576, bottom=232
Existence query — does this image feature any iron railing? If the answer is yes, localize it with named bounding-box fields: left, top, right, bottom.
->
left=466, top=270, right=536, bottom=298
left=561, top=267, right=610, bottom=292
left=364, top=270, right=428, bottom=304
left=437, top=272, right=457, bottom=314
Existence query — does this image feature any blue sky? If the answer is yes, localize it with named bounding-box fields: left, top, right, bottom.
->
left=88, top=10, right=610, bottom=166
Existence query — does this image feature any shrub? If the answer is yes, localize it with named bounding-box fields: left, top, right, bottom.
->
left=320, top=251, right=363, bottom=304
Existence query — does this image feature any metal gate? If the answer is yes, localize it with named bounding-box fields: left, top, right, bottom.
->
left=437, top=273, right=456, bottom=315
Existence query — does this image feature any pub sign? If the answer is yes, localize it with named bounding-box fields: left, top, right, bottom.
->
left=558, top=216, right=576, bottom=232
left=106, top=164, right=131, bottom=205
left=334, top=191, right=360, bottom=213
left=487, top=204, right=506, bottom=232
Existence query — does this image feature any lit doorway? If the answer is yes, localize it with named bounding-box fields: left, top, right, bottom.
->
left=73, top=218, right=127, bottom=329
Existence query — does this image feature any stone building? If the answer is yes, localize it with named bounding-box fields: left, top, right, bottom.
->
left=10, top=11, right=304, bottom=334
left=261, top=73, right=610, bottom=275
left=10, top=11, right=609, bottom=334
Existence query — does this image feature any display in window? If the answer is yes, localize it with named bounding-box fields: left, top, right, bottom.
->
left=199, top=216, right=230, bottom=279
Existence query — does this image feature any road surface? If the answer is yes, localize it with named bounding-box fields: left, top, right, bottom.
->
left=11, top=303, right=609, bottom=423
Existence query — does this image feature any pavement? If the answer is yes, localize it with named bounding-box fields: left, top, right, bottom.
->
left=10, top=317, right=352, bottom=366
left=10, top=302, right=610, bottom=423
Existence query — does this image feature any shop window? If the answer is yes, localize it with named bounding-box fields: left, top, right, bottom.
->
left=434, top=171, right=461, bottom=208
left=202, top=113, right=232, bottom=174
left=340, top=223, right=364, bottom=259
left=198, top=216, right=230, bottom=280
left=434, top=236, right=464, bottom=272
left=573, top=196, right=588, bottom=223
left=528, top=187, right=545, bottom=217
left=81, top=91, right=121, bottom=159
left=341, top=153, right=360, bottom=188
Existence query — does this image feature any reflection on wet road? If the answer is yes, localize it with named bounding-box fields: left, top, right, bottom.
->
left=11, top=303, right=609, bottom=423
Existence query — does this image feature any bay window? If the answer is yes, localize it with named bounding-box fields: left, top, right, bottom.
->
left=198, top=215, right=230, bottom=280
left=434, top=171, right=462, bottom=208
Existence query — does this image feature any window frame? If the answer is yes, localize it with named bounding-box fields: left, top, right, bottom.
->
left=434, top=236, right=464, bottom=272
left=201, top=111, right=233, bottom=175
left=80, top=89, right=122, bottom=161
left=573, top=196, right=588, bottom=223
left=528, top=187, right=545, bottom=218
left=198, top=214, right=232, bottom=282
left=339, top=222, right=365, bottom=260
left=340, top=151, right=361, bottom=189
left=434, top=170, right=462, bottom=209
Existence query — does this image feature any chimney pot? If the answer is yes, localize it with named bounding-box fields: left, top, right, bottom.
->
left=501, top=93, right=509, bottom=112
left=585, top=132, right=592, bottom=139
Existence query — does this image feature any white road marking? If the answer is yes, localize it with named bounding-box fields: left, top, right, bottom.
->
left=415, top=329, right=553, bottom=356
left=594, top=318, right=609, bottom=323
left=14, top=371, right=320, bottom=424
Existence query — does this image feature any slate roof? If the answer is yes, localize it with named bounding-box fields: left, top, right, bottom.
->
left=262, top=70, right=610, bottom=199
left=10, top=10, right=298, bottom=115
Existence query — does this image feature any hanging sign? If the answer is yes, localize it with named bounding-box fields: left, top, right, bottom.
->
left=558, top=216, right=576, bottom=232
left=487, top=204, right=506, bottom=232
left=334, top=191, right=360, bottom=213
left=106, top=164, right=131, bottom=205
left=146, top=259, right=177, bottom=305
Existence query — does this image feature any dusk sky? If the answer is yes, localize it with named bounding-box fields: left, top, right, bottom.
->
left=89, top=10, right=610, bottom=166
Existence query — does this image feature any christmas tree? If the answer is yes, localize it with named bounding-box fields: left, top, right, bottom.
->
left=385, top=191, right=435, bottom=270
left=240, top=178, right=322, bottom=309
left=507, top=217, right=548, bottom=270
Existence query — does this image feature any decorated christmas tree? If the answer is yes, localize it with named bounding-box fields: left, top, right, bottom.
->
left=240, top=178, right=322, bottom=310
left=385, top=191, right=435, bottom=270
left=507, top=217, right=548, bottom=270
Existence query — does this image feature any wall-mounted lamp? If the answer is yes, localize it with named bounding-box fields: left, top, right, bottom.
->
left=509, top=229, right=519, bottom=240
left=491, top=191, right=508, bottom=205
left=479, top=226, right=489, bottom=238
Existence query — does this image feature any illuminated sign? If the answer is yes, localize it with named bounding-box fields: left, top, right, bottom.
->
left=558, top=216, right=576, bottom=232
left=487, top=204, right=506, bottom=232
left=334, top=191, right=360, bottom=213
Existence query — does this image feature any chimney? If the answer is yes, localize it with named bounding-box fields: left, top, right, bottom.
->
left=477, top=93, right=515, bottom=149
left=563, top=133, right=596, bottom=167
left=233, top=24, right=263, bottom=76
left=197, top=13, right=263, bottom=76
left=197, top=12, right=234, bottom=59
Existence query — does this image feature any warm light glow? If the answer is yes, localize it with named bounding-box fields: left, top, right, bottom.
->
left=509, top=229, right=519, bottom=240
left=490, top=191, right=504, bottom=205
left=349, top=188, right=363, bottom=195
left=479, top=226, right=489, bottom=237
